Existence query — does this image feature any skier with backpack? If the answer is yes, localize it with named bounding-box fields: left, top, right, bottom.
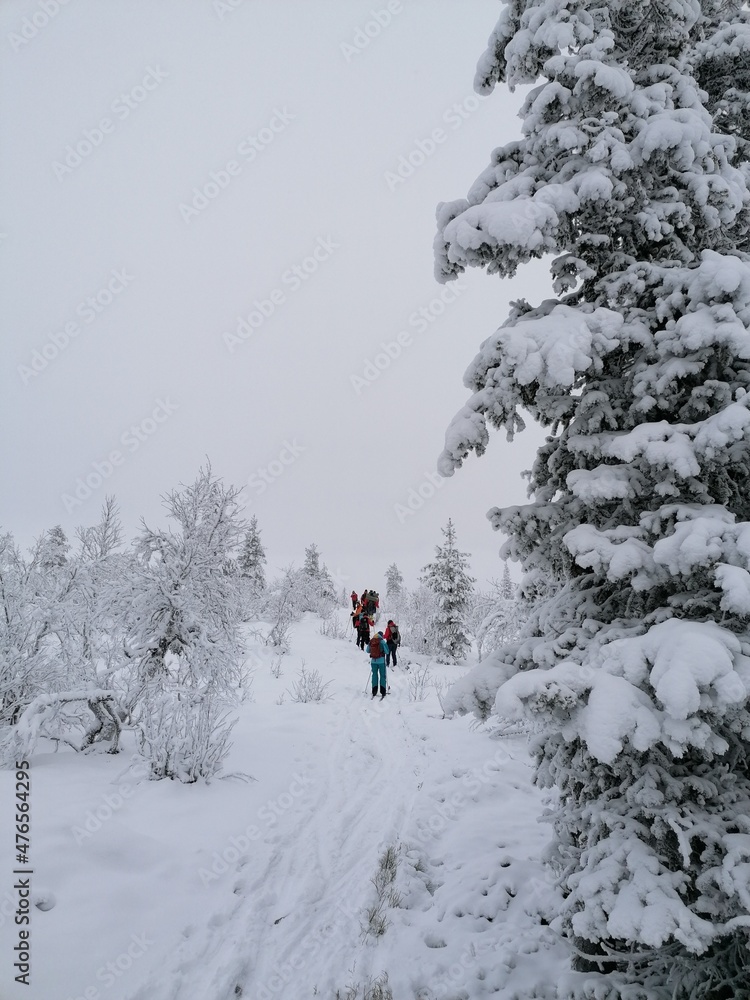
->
left=369, top=630, right=388, bottom=699
left=356, top=614, right=371, bottom=651
left=384, top=620, right=400, bottom=668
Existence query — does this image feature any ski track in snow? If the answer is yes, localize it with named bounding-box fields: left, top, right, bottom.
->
left=9, top=612, right=566, bottom=1000
left=125, top=639, right=427, bottom=1000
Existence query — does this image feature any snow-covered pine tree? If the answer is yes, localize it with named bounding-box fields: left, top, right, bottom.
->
left=238, top=515, right=266, bottom=593
left=436, top=1, right=750, bottom=993
left=36, top=525, right=69, bottom=570
left=385, top=562, right=404, bottom=599
left=303, top=543, right=321, bottom=578
left=421, top=519, right=475, bottom=664
left=500, top=560, right=514, bottom=600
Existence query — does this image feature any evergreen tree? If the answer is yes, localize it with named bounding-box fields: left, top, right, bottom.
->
left=37, top=525, right=69, bottom=571
left=302, top=543, right=321, bottom=578
left=436, top=1, right=750, bottom=992
left=385, top=563, right=404, bottom=599
left=500, top=561, right=514, bottom=601
left=421, top=519, right=475, bottom=664
left=238, top=515, right=266, bottom=593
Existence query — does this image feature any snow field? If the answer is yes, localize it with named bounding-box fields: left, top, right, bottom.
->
left=0, top=610, right=567, bottom=1000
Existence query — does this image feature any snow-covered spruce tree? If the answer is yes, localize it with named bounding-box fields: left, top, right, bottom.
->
left=435, top=1, right=750, bottom=994
left=501, top=560, right=515, bottom=600
left=303, top=542, right=321, bottom=578
left=385, top=562, right=404, bottom=599
left=420, top=519, right=475, bottom=664
left=295, top=543, right=336, bottom=614
left=238, top=515, right=266, bottom=594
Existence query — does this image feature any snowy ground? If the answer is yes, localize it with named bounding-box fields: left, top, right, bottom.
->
left=0, top=610, right=569, bottom=1000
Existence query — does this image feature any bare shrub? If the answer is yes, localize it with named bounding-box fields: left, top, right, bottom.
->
left=408, top=664, right=433, bottom=702
left=287, top=662, right=333, bottom=704
left=136, top=693, right=236, bottom=783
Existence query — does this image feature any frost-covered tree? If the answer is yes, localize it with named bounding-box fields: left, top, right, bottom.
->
left=436, top=1, right=750, bottom=993
left=395, top=584, right=437, bottom=653
left=238, top=515, right=266, bottom=593
left=385, top=563, right=404, bottom=599
left=500, top=561, right=514, bottom=600
left=37, top=525, right=69, bottom=570
left=261, top=565, right=303, bottom=650
left=469, top=575, right=524, bottom=662
left=302, top=543, right=321, bottom=578
left=124, top=465, right=247, bottom=700
left=421, top=519, right=475, bottom=664
left=119, top=466, right=248, bottom=780
left=0, top=534, right=57, bottom=729
left=294, top=543, right=336, bottom=614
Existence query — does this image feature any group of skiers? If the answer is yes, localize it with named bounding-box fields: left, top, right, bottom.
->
left=349, top=590, right=401, bottom=699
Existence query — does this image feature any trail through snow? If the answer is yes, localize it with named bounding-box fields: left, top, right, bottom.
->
left=0, top=611, right=569, bottom=1000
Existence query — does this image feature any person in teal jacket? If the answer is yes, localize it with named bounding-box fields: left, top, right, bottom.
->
left=369, top=631, right=388, bottom=699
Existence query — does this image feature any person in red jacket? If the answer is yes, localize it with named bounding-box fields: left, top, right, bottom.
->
left=350, top=591, right=358, bottom=609
left=384, top=620, right=401, bottom=668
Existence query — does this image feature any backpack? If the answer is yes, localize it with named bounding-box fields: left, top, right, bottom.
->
left=369, top=635, right=383, bottom=658
left=389, top=625, right=400, bottom=645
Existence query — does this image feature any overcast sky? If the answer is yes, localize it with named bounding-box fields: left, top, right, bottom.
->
left=0, top=0, right=551, bottom=591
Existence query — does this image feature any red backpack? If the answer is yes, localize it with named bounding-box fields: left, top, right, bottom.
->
left=369, top=635, right=383, bottom=658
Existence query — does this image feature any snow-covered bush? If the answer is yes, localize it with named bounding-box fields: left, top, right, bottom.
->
left=469, top=567, right=526, bottom=661
left=396, top=584, right=437, bottom=654
left=287, top=663, right=333, bottom=704
left=434, top=1, right=750, bottom=991
left=407, top=664, right=433, bottom=703
left=135, top=691, right=236, bottom=783
left=319, top=610, right=348, bottom=640
left=261, top=566, right=304, bottom=650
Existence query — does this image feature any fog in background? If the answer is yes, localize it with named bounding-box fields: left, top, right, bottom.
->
left=0, top=0, right=551, bottom=589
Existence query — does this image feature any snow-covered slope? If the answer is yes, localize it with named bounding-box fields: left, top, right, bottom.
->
left=0, top=611, right=567, bottom=1000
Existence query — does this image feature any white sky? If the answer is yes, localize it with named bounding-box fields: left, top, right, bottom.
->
left=0, top=0, right=551, bottom=590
